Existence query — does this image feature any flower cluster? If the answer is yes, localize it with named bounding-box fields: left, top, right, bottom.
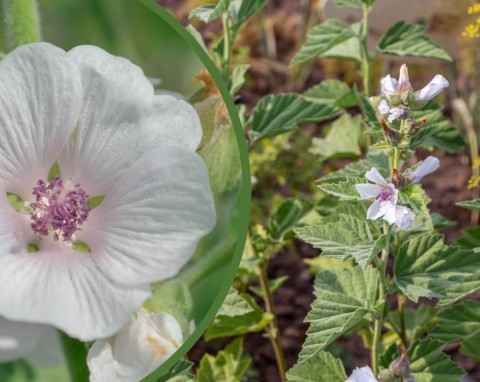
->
left=463, top=3, right=480, bottom=40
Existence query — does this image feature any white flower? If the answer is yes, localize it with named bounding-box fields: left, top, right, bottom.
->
left=377, top=99, right=390, bottom=115
left=408, top=156, right=440, bottom=183
left=387, top=106, right=409, bottom=122
left=0, top=43, right=215, bottom=341
left=87, top=309, right=183, bottom=382
left=380, top=64, right=448, bottom=103
left=0, top=316, right=63, bottom=366
left=346, top=366, right=378, bottom=382
left=355, top=168, right=415, bottom=228
left=415, top=74, right=449, bottom=102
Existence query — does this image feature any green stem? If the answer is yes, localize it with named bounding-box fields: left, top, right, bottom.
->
left=2, top=0, right=41, bottom=50
left=258, top=263, right=288, bottom=382
left=360, top=4, right=371, bottom=96
left=222, top=13, right=232, bottom=82
left=393, top=147, right=400, bottom=171
left=59, top=332, right=89, bottom=382
left=398, top=293, right=408, bottom=346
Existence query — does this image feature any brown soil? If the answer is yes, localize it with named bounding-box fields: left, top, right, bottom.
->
left=158, top=1, right=479, bottom=380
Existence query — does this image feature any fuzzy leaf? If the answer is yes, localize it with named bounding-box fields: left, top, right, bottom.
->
left=430, top=300, right=480, bottom=361
left=303, top=79, right=357, bottom=108
left=217, top=287, right=255, bottom=317
left=318, top=176, right=365, bottom=201
left=394, top=234, right=480, bottom=305
left=456, top=199, right=480, bottom=211
left=291, top=19, right=362, bottom=66
left=408, top=339, right=466, bottom=382
left=270, top=198, right=313, bottom=241
left=310, top=114, right=362, bottom=159
left=228, top=64, right=249, bottom=96
left=387, top=305, right=436, bottom=343
left=298, top=266, right=379, bottom=361
left=286, top=350, right=347, bottom=382
left=378, top=21, right=452, bottom=61
left=320, top=159, right=387, bottom=184
left=250, top=93, right=341, bottom=140
left=157, top=361, right=195, bottom=382
left=455, top=227, right=480, bottom=250
left=197, top=338, right=251, bottom=382
left=189, top=0, right=228, bottom=22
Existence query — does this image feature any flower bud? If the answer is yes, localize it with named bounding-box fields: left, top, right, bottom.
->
left=397, top=64, right=413, bottom=93
left=378, top=369, right=397, bottom=382
left=392, top=169, right=408, bottom=189
left=403, top=378, right=416, bottom=382
left=400, top=149, right=414, bottom=161
left=390, top=348, right=411, bottom=378
left=380, top=119, right=400, bottom=144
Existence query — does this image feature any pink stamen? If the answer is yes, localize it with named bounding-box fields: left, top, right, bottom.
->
left=378, top=188, right=394, bottom=202
left=30, top=176, right=91, bottom=241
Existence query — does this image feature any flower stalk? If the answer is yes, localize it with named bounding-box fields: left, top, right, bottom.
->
left=59, top=331, right=89, bottom=382
left=361, top=4, right=372, bottom=96
left=2, top=0, right=41, bottom=50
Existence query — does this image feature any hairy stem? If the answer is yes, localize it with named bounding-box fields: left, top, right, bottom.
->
left=398, top=293, right=408, bottom=346
left=222, top=13, right=232, bottom=82
left=258, top=263, right=288, bottom=382
left=59, top=332, right=89, bottom=382
left=2, top=0, right=41, bottom=50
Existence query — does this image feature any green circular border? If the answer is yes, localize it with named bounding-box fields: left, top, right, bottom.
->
left=137, top=1, right=251, bottom=381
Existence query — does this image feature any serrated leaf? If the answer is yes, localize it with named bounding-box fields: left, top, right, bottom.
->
left=303, top=79, right=357, bottom=108
left=228, top=64, right=249, bottom=96
left=409, top=125, right=436, bottom=150
left=456, top=199, right=480, bottom=211
left=378, top=21, right=452, bottom=61
left=320, top=159, right=385, bottom=184
left=430, top=300, right=480, bottom=361
left=234, top=0, right=268, bottom=25
left=379, top=343, right=400, bottom=369
left=408, top=339, right=466, bottom=382
left=387, top=305, right=436, bottom=343
left=394, top=234, right=480, bottom=305
left=355, top=91, right=379, bottom=124
left=310, top=114, right=362, bottom=159
left=250, top=93, right=341, bottom=140
left=298, top=266, right=379, bottom=361
left=411, top=102, right=465, bottom=153
left=286, top=350, right=347, bottom=382
left=205, top=293, right=272, bottom=340
left=318, top=176, right=364, bottom=201
left=291, top=19, right=362, bottom=66
left=455, top=227, right=480, bottom=250
left=398, top=184, right=431, bottom=216
left=197, top=338, right=251, bottom=382
left=270, top=198, right=314, bottom=241
left=295, top=214, right=380, bottom=263
left=217, top=287, right=255, bottom=317
left=190, top=1, right=228, bottom=22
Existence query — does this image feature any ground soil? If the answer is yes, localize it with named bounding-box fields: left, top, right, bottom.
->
left=158, top=1, right=479, bottom=380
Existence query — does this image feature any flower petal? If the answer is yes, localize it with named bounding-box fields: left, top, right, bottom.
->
left=0, top=316, right=42, bottom=362
left=355, top=184, right=383, bottom=199
left=0, top=43, right=82, bottom=199
left=394, top=206, right=415, bottom=229
left=82, top=147, right=216, bottom=286
left=0, top=248, right=151, bottom=341
left=377, top=99, right=390, bottom=115
left=367, top=199, right=383, bottom=220
left=87, top=310, right=183, bottom=382
left=365, top=167, right=388, bottom=186
left=58, top=45, right=202, bottom=196
left=380, top=74, right=398, bottom=98
left=347, top=366, right=378, bottom=382
left=409, top=156, right=440, bottom=183
left=415, top=74, right=449, bottom=102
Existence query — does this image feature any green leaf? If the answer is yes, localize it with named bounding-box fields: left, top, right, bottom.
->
left=270, top=198, right=314, bottom=241
left=320, top=159, right=381, bottom=183
left=157, top=361, right=195, bottom=382
left=205, top=292, right=272, bottom=340
left=378, top=21, right=452, bottom=61
left=189, top=1, right=228, bottom=22
left=398, top=184, right=431, bottom=216
left=250, top=93, right=341, bottom=140
left=298, top=266, right=379, bottom=361
left=6, top=192, right=25, bottom=213
left=456, top=199, right=480, bottom=211
left=455, top=227, right=480, bottom=250
left=87, top=195, right=106, bottom=209
left=430, top=300, right=480, bottom=361
left=387, top=305, right=436, bottom=342
left=286, top=350, right=347, bottom=382
left=197, top=338, right=252, bottom=382
left=394, top=234, right=480, bottom=305
left=234, top=0, right=268, bottom=25
left=295, top=214, right=378, bottom=262
left=186, top=25, right=208, bottom=52
left=379, top=343, right=400, bottom=369
left=355, top=91, right=379, bottom=124
left=303, top=79, right=357, bottom=109
left=291, top=19, right=362, bottom=66
left=408, top=339, right=466, bottom=382
left=411, top=102, right=465, bottom=153
left=318, top=176, right=364, bottom=201
left=217, top=287, right=255, bottom=317
left=250, top=276, right=288, bottom=298
left=334, top=0, right=364, bottom=9
left=310, top=114, right=362, bottom=159
left=228, top=64, right=249, bottom=96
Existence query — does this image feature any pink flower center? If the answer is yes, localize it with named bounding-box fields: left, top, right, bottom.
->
left=378, top=188, right=395, bottom=202
left=30, top=176, right=91, bottom=242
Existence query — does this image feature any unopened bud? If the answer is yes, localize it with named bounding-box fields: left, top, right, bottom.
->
left=390, top=347, right=411, bottom=378
left=397, top=64, right=413, bottom=93
left=403, top=378, right=416, bottom=382
left=408, top=118, right=427, bottom=134
left=400, top=149, right=414, bottom=161
left=381, top=119, right=400, bottom=144
left=378, top=369, right=396, bottom=382
left=392, top=169, right=408, bottom=188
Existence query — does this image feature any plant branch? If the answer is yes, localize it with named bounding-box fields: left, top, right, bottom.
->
left=360, top=4, right=371, bottom=96
left=59, top=332, right=89, bottom=382
left=2, top=0, right=41, bottom=50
